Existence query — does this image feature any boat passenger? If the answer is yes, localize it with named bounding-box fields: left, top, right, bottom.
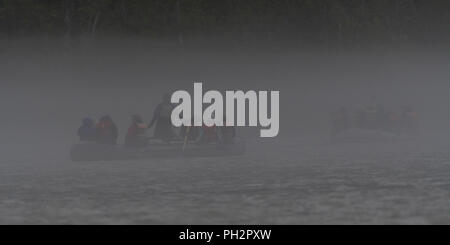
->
left=125, top=114, right=149, bottom=148
left=401, top=105, right=418, bottom=135
left=148, top=93, right=176, bottom=142
left=77, top=117, right=97, bottom=142
left=385, top=110, right=400, bottom=133
left=198, top=124, right=219, bottom=144
left=96, top=115, right=118, bottom=145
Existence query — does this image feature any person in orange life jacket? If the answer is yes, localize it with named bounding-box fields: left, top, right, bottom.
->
left=148, top=93, right=176, bottom=142
left=125, top=114, right=149, bottom=148
left=96, top=115, right=118, bottom=145
left=78, top=117, right=97, bottom=142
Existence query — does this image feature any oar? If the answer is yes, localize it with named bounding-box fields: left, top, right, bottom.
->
left=182, top=126, right=191, bottom=151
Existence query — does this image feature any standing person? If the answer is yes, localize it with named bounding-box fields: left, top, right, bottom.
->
left=77, top=117, right=97, bottom=142
left=96, top=115, right=118, bottom=145
left=125, top=114, right=149, bottom=148
left=148, top=93, right=175, bottom=142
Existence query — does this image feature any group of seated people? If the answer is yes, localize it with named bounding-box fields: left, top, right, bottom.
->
left=78, top=115, right=118, bottom=145
left=331, top=104, right=418, bottom=137
left=77, top=95, right=236, bottom=148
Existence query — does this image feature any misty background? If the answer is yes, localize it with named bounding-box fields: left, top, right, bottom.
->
left=2, top=0, right=450, bottom=224
left=2, top=39, right=450, bottom=161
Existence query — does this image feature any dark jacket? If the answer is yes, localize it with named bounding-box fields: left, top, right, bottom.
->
left=78, top=118, right=97, bottom=142
left=149, top=102, right=175, bottom=141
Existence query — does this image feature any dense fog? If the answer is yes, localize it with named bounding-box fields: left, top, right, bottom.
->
left=3, top=35, right=450, bottom=224
left=1, top=37, right=450, bottom=161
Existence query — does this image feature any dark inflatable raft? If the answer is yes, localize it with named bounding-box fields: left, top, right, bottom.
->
left=70, top=139, right=246, bottom=162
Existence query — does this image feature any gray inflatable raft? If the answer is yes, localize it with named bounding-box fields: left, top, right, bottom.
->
left=332, top=128, right=415, bottom=143
left=70, top=139, right=246, bottom=162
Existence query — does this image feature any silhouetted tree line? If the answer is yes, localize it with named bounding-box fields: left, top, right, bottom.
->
left=1, top=0, right=450, bottom=44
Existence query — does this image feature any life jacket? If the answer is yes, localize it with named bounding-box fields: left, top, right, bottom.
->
left=127, top=123, right=146, bottom=138
left=97, top=121, right=114, bottom=139
left=98, top=121, right=111, bottom=130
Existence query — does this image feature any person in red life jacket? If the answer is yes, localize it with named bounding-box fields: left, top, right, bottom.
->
left=148, top=93, right=176, bottom=142
left=125, top=114, right=149, bottom=148
left=96, top=115, right=118, bottom=145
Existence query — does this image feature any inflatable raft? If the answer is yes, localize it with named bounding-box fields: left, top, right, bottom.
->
left=332, top=128, right=415, bottom=143
left=70, top=139, right=246, bottom=162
